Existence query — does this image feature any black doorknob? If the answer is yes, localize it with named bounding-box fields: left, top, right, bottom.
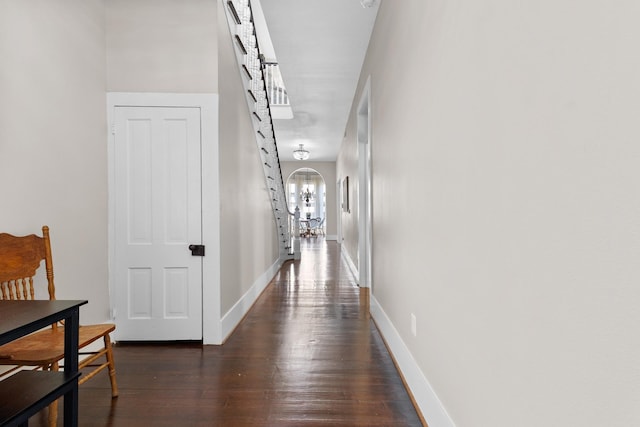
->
left=189, top=244, right=205, bottom=256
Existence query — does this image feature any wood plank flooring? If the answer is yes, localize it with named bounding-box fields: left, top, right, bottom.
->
left=37, top=238, right=423, bottom=426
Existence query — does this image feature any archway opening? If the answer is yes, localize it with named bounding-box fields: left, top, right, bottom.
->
left=286, top=168, right=326, bottom=235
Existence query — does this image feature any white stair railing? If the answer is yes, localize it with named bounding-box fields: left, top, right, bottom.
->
left=263, top=62, right=290, bottom=106
left=224, top=0, right=297, bottom=259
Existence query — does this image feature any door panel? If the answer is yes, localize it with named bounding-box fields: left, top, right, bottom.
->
left=114, top=106, right=202, bottom=341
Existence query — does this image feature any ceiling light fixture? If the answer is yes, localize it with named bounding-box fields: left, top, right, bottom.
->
left=293, top=144, right=310, bottom=160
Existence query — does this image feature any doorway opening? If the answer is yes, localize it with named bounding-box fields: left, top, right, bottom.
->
left=357, top=77, right=372, bottom=289
left=286, top=168, right=327, bottom=237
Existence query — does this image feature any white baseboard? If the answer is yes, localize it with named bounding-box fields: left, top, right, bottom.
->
left=326, top=234, right=338, bottom=241
left=220, top=257, right=284, bottom=343
left=370, top=295, right=455, bottom=427
left=340, top=246, right=359, bottom=284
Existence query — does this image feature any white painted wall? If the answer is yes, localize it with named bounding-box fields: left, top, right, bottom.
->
left=106, top=0, right=218, bottom=93
left=281, top=161, right=337, bottom=239
left=336, top=139, right=358, bottom=266
left=0, top=0, right=109, bottom=324
left=340, top=1, right=640, bottom=426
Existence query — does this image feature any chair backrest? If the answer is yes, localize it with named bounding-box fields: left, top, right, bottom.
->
left=0, top=226, right=55, bottom=301
left=308, top=218, right=319, bottom=228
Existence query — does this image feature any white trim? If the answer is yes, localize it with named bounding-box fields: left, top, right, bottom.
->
left=370, top=295, right=456, bottom=427
left=357, top=76, right=373, bottom=289
left=220, top=257, right=285, bottom=342
left=341, top=247, right=359, bottom=284
left=106, top=92, right=221, bottom=345
left=336, top=180, right=343, bottom=243
left=326, top=234, right=338, bottom=241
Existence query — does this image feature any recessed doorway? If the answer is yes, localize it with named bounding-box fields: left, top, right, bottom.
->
left=357, top=77, right=373, bottom=289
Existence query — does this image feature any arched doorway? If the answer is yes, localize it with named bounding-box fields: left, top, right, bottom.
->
left=286, top=168, right=327, bottom=235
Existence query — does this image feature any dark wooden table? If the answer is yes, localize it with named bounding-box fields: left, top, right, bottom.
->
left=0, top=300, right=87, bottom=427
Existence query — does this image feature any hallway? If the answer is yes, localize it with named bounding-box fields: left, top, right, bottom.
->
left=43, top=239, right=423, bottom=426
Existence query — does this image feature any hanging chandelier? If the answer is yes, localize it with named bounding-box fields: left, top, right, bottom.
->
left=293, top=144, right=310, bottom=160
left=300, top=169, right=315, bottom=205
left=300, top=186, right=315, bottom=204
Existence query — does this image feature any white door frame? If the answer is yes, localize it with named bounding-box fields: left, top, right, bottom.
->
left=337, top=180, right=343, bottom=244
left=107, top=92, right=221, bottom=344
left=357, top=77, right=373, bottom=289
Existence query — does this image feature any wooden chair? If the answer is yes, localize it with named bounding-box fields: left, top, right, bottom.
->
left=0, top=226, right=118, bottom=426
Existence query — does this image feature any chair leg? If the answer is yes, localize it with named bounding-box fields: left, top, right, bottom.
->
left=104, top=334, right=119, bottom=398
left=48, top=362, right=59, bottom=427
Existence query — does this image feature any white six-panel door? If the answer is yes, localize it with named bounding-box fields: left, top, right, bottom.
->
left=113, top=106, right=203, bottom=340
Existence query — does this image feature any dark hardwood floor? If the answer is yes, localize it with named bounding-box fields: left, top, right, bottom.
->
left=38, top=238, right=423, bottom=426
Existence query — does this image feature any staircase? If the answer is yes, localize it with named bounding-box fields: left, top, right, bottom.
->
left=223, top=0, right=296, bottom=259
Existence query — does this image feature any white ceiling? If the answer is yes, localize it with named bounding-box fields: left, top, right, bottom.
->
left=257, top=0, right=379, bottom=162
